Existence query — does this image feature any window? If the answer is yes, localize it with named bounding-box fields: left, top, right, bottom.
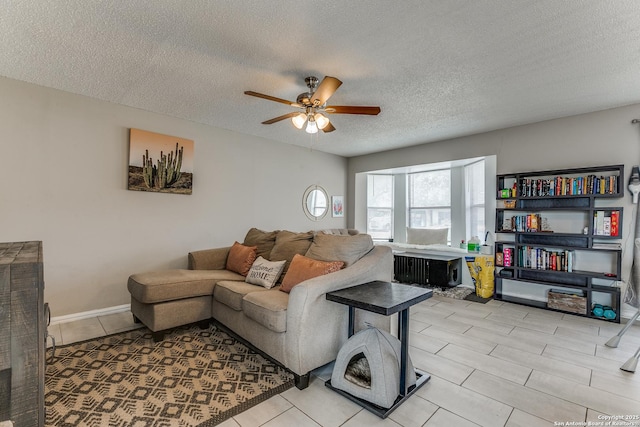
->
left=408, top=170, right=451, bottom=240
left=367, top=175, right=393, bottom=240
left=465, top=160, right=485, bottom=240
left=361, top=156, right=491, bottom=246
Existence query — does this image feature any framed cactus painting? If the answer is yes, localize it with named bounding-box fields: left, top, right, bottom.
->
left=128, top=128, right=194, bottom=194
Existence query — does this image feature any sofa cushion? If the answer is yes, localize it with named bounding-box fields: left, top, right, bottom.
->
left=406, top=227, right=449, bottom=245
left=280, top=254, right=344, bottom=293
left=128, top=269, right=243, bottom=304
left=320, top=229, right=359, bottom=236
left=243, top=228, right=279, bottom=259
left=305, top=233, right=373, bottom=267
left=269, top=230, right=314, bottom=274
left=242, top=289, right=289, bottom=333
left=226, top=241, right=258, bottom=276
left=245, top=256, right=286, bottom=289
left=214, top=280, right=271, bottom=311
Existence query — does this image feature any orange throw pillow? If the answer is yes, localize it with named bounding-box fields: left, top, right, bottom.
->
left=226, top=241, right=258, bottom=276
left=280, top=254, right=344, bottom=293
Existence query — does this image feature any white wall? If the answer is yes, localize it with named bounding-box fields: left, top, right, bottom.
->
left=0, top=77, right=347, bottom=316
left=348, top=103, right=640, bottom=318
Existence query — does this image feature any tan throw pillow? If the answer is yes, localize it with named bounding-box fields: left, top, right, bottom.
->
left=226, top=241, right=257, bottom=276
left=243, top=228, right=278, bottom=259
left=269, top=230, right=314, bottom=274
left=305, top=233, right=373, bottom=267
left=406, top=227, right=449, bottom=245
left=280, top=254, right=344, bottom=293
left=245, top=256, right=286, bottom=289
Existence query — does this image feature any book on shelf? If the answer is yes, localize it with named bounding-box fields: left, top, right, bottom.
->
left=503, top=248, right=513, bottom=267
left=595, top=210, right=605, bottom=235
left=611, top=210, right=619, bottom=236
left=603, top=217, right=611, bottom=236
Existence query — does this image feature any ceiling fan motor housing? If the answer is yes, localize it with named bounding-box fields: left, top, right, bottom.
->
left=297, top=76, right=322, bottom=107
left=296, top=76, right=326, bottom=107
left=296, top=92, right=314, bottom=106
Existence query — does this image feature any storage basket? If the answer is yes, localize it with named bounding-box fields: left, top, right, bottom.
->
left=547, top=290, right=586, bottom=314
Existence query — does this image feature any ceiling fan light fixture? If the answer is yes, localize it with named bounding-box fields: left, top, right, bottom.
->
left=305, top=116, right=318, bottom=134
left=291, top=113, right=307, bottom=129
left=314, top=113, right=330, bottom=130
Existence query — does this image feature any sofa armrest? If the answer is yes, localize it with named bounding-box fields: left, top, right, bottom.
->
left=283, top=245, right=394, bottom=374
left=188, top=247, right=231, bottom=270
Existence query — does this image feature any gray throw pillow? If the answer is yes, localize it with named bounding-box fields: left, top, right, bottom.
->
left=269, top=230, right=314, bottom=274
left=243, top=228, right=279, bottom=259
left=305, top=233, right=373, bottom=267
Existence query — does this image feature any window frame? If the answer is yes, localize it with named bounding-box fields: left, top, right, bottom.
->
left=464, top=159, right=486, bottom=241
left=366, top=174, right=394, bottom=240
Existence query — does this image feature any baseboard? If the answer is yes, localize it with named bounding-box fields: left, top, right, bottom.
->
left=50, top=304, right=131, bottom=325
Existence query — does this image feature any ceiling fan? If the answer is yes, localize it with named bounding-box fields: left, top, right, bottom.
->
left=244, top=76, right=381, bottom=134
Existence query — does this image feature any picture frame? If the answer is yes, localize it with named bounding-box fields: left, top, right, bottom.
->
left=128, top=128, right=194, bottom=195
left=331, top=195, right=344, bottom=217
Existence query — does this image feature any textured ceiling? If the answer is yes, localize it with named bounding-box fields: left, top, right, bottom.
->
left=1, top=1, right=640, bottom=157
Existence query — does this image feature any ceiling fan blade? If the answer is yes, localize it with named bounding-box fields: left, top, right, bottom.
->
left=325, top=105, right=381, bottom=115
left=261, top=112, right=298, bottom=125
left=245, top=91, right=301, bottom=107
left=321, top=122, right=336, bottom=133
left=310, top=76, right=342, bottom=106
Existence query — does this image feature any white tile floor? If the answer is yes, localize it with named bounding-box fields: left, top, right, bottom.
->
left=48, top=296, right=640, bottom=427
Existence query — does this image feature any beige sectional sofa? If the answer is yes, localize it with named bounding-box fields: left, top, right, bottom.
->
left=127, top=228, right=393, bottom=388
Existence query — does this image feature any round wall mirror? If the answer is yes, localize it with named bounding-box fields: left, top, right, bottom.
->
left=303, top=185, right=328, bottom=221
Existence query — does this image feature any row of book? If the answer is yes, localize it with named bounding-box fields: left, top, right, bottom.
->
left=593, top=210, right=620, bottom=237
left=518, top=175, right=618, bottom=197
left=505, top=214, right=543, bottom=233
left=497, top=247, right=574, bottom=272
left=501, top=211, right=621, bottom=236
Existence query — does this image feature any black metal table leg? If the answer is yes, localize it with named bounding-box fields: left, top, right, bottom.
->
left=348, top=306, right=355, bottom=337
left=398, top=307, right=409, bottom=396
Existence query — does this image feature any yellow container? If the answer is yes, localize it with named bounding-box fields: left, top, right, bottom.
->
left=466, top=255, right=495, bottom=298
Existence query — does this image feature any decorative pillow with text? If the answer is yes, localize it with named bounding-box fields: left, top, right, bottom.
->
left=245, top=256, right=286, bottom=289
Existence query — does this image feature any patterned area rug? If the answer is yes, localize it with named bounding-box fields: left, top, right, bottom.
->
left=45, top=324, right=294, bottom=426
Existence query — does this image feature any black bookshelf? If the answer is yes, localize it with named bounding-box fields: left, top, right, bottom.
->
left=494, top=165, right=624, bottom=323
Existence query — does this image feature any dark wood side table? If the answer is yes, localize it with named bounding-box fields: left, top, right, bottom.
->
left=325, top=280, right=433, bottom=418
left=0, top=241, right=45, bottom=427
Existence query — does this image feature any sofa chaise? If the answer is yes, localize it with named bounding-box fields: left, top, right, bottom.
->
left=127, top=228, right=393, bottom=388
